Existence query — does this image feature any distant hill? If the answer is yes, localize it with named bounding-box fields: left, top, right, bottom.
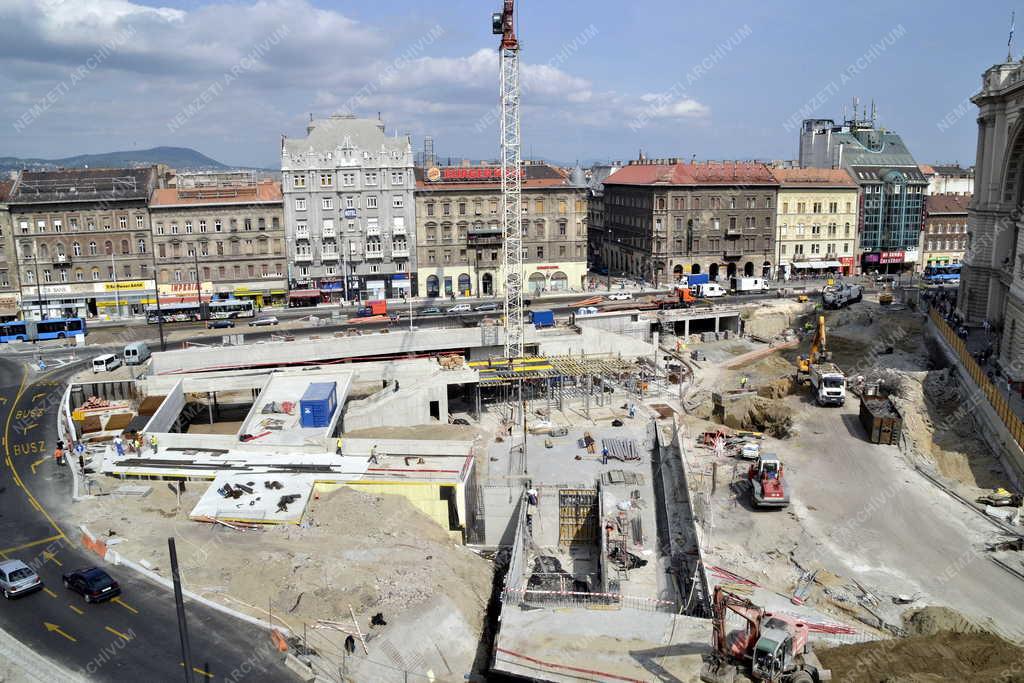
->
left=0, top=147, right=232, bottom=173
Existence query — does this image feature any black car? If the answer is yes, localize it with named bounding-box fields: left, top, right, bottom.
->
left=62, top=567, right=121, bottom=603
left=207, top=319, right=235, bottom=329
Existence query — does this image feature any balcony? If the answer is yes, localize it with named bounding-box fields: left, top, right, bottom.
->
left=295, top=227, right=311, bottom=240
left=468, top=226, right=503, bottom=245
left=725, top=226, right=742, bottom=237
left=322, top=225, right=336, bottom=239
left=392, top=246, right=410, bottom=258
left=53, top=254, right=72, bottom=267
left=294, top=251, right=313, bottom=263
left=366, top=223, right=381, bottom=237
left=365, top=246, right=384, bottom=259
left=392, top=222, right=406, bottom=236
left=723, top=245, right=743, bottom=258
left=321, top=250, right=339, bottom=261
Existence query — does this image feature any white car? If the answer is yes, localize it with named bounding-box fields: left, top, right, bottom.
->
left=446, top=304, right=472, bottom=314
left=607, top=292, right=633, bottom=301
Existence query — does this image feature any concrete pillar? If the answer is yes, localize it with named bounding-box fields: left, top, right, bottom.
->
left=684, top=319, right=690, bottom=338
left=714, top=315, right=720, bottom=333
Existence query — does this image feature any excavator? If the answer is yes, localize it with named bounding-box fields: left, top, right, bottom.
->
left=701, top=586, right=831, bottom=683
left=795, top=316, right=831, bottom=385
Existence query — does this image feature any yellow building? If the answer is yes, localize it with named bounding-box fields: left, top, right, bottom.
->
left=770, top=167, right=859, bottom=276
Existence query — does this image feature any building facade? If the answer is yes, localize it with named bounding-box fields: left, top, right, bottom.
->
left=585, top=162, right=622, bottom=272
left=921, top=194, right=969, bottom=274
left=799, top=115, right=927, bottom=273
left=413, top=162, right=588, bottom=298
left=0, top=180, right=18, bottom=319
left=920, top=164, right=975, bottom=195
left=770, top=167, right=859, bottom=277
left=602, top=160, right=779, bottom=283
left=7, top=167, right=158, bottom=319
left=282, top=115, right=416, bottom=301
left=149, top=175, right=287, bottom=306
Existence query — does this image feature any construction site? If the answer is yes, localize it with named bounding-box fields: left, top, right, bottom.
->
left=37, top=3, right=1024, bottom=681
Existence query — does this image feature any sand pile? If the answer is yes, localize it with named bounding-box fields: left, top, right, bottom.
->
left=718, top=395, right=793, bottom=437
left=819, top=607, right=1024, bottom=683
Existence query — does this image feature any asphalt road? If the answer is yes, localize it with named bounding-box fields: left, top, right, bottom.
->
left=0, top=356, right=295, bottom=681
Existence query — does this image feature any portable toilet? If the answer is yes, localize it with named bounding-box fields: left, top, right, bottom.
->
left=300, top=382, right=338, bottom=428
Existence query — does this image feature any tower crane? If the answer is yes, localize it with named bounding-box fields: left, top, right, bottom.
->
left=493, top=0, right=523, bottom=360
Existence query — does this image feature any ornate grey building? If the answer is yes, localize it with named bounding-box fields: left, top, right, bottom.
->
left=281, top=115, right=416, bottom=300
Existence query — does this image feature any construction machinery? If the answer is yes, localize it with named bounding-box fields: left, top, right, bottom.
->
left=701, top=586, right=831, bottom=683
left=747, top=454, right=790, bottom=508
left=795, top=316, right=831, bottom=385
left=821, top=283, right=862, bottom=309
left=808, top=362, right=845, bottom=407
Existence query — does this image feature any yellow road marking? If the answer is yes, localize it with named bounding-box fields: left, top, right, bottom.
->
left=68, top=605, right=84, bottom=615
left=44, top=622, right=76, bottom=642
left=43, top=587, right=57, bottom=598
left=1, top=366, right=67, bottom=540
left=31, top=393, right=46, bottom=403
left=17, top=422, right=38, bottom=434
left=180, top=663, right=213, bottom=678
left=0, top=534, right=63, bottom=556
left=105, top=626, right=132, bottom=641
left=29, top=457, right=47, bottom=474
left=111, top=597, right=138, bottom=614
left=42, top=550, right=62, bottom=567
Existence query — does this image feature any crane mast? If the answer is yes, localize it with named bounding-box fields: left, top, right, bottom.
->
left=493, top=0, right=523, bottom=359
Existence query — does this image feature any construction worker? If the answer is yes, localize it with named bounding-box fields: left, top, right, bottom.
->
left=601, top=447, right=609, bottom=465
left=149, top=434, right=158, bottom=454
left=335, top=436, right=343, bottom=455
left=53, top=444, right=64, bottom=466
left=740, top=376, right=749, bottom=389
left=369, top=444, right=379, bottom=464
left=114, top=434, right=125, bottom=457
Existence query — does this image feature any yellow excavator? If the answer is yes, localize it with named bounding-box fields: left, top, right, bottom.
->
left=796, top=315, right=832, bottom=385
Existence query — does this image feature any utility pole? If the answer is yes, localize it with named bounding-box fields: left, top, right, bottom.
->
left=33, top=252, right=44, bottom=321
left=149, top=243, right=166, bottom=351
left=168, top=538, right=194, bottom=683
left=192, top=247, right=203, bottom=320
left=109, top=249, right=120, bottom=318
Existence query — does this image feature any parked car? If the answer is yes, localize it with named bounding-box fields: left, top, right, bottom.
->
left=0, top=560, right=43, bottom=599
left=207, top=319, right=235, bottom=329
left=475, top=303, right=499, bottom=312
left=419, top=306, right=442, bottom=315
left=62, top=567, right=120, bottom=603
left=607, top=292, right=633, bottom=301
left=446, top=304, right=472, bottom=314
left=248, top=316, right=280, bottom=327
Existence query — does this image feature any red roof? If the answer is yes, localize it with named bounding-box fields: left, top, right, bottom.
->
left=604, top=161, right=778, bottom=186
left=769, top=167, right=857, bottom=188
left=925, top=193, right=971, bottom=214
left=919, top=164, right=936, bottom=175
left=150, top=179, right=281, bottom=207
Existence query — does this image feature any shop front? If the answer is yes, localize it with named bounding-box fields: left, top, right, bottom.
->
left=218, top=279, right=287, bottom=308
left=787, top=260, right=842, bottom=278
left=23, top=280, right=156, bottom=320
left=0, top=294, right=20, bottom=322
left=862, top=250, right=916, bottom=275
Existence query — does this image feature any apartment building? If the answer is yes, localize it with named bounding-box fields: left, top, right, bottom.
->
left=413, top=162, right=588, bottom=297
left=149, top=175, right=287, bottom=306
left=282, top=115, right=416, bottom=301
left=602, top=159, right=779, bottom=283
left=770, top=167, right=859, bottom=276
left=8, top=167, right=158, bottom=319
left=0, top=180, right=17, bottom=319
left=921, top=193, right=969, bottom=273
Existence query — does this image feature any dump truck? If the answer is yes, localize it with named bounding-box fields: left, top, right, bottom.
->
left=652, top=286, right=698, bottom=309
left=809, top=362, right=845, bottom=406
left=701, top=586, right=831, bottom=683
left=747, top=455, right=790, bottom=508
left=821, top=283, right=862, bottom=309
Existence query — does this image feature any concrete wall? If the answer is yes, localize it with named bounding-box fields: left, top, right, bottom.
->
left=142, top=378, right=185, bottom=433
left=480, top=485, right=523, bottom=546
left=575, top=312, right=654, bottom=342
left=342, top=379, right=448, bottom=431
left=539, top=325, right=655, bottom=358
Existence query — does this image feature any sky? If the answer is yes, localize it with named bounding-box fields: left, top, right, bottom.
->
left=0, top=0, right=1016, bottom=169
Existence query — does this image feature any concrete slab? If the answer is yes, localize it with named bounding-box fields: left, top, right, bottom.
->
left=238, top=372, right=351, bottom=447
left=190, top=472, right=314, bottom=524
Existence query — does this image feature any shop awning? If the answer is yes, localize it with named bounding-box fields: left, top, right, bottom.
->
left=287, top=289, right=321, bottom=299
left=792, top=261, right=841, bottom=269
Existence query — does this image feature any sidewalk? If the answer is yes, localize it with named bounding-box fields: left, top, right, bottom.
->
left=962, top=325, right=1024, bottom=422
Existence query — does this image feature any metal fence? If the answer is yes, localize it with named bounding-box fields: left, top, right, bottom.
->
left=929, top=308, right=1024, bottom=450
left=501, top=587, right=678, bottom=613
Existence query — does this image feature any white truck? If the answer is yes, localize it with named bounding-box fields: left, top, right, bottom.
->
left=730, top=277, right=770, bottom=293
left=693, top=282, right=727, bottom=298
left=810, top=362, right=846, bottom=406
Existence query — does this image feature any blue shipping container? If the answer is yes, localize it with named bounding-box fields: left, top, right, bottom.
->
left=530, top=310, right=555, bottom=328
left=684, top=274, right=709, bottom=286
left=299, top=382, right=338, bottom=428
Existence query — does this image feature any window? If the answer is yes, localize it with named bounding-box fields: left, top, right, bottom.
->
left=37, top=219, right=46, bottom=232
left=88, top=241, right=97, bottom=255
left=91, top=269, right=100, bottom=281
left=199, top=220, right=207, bottom=233
left=426, top=203, right=435, bottom=217
left=366, top=196, right=378, bottom=209
left=171, top=223, right=179, bottom=235
left=295, top=198, right=307, bottom=211
left=535, top=199, right=545, bottom=213
left=845, top=201, right=852, bottom=212
left=844, top=223, right=851, bottom=236
left=75, top=270, right=83, bottom=282
left=393, top=195, right=404, bottom=209
left=537, top=246, right=544, bottom=259
left=797, top=202, right=805, bottom=213
left=765, top=197, right=772, bottom=209
left=342, top=172, right=355, bottom=187
left=812, top=202, right=822, bottom=213
left=69, top=217, right=78, bottom=230
left=123, top=265, right=131, bottom=278
left=828, top=201, right=838, bottom=213
left=811, top=244, right=820, bottom=254
left=364, top=172, right=378, bottom=186
left=215, top=220, right=222, bottom=233
left=559, top=222, right=567, bottom=236
left=322, top=197, right=333, bottom=210
left=781, top=244, right=787, bottom=255
left=185, top=221, right=193, bottom=234
left=54, top=219, right=62, bottom=232
left=728, top=197, right=736, bottom=210
left=391, top=171, right=404, bottom=185
left=292, top=174, right=306, bottom=188
left=319, top=173, right=333, bottom=187
left=559, top=200, right=567, bottom=214
left=136, top=215, right=144, bottom=229
left=118, top=216, right=127, bottom=229
left=782, top=202, right=789, bottom=214
left=443, top=202, right=451, bottom=217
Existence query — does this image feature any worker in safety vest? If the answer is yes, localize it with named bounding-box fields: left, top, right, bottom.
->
left=335, top=437, right=343, bottom=455
left=149, top=434, right=159, bottom=454
left=54, top=444, right=64, bottom=465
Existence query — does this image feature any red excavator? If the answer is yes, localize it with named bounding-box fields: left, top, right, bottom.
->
left=701, top=586, right=831, bottom=683
left=747, top=455, right=790, bottom=508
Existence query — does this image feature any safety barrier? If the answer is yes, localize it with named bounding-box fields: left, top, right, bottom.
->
left=929, top=308, right=1024, bottom=450
left=501, top=587, right=678, bottom=613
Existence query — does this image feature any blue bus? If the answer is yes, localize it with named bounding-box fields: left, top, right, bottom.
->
left=0, top=317, right=87, bottom=343
left=923, top=263, right=961, bottom=284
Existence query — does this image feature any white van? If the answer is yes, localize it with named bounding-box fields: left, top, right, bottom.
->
left=92, top=354, right=122, bottom=373
left=694, top=283, right=727, bottom=298
left=123, top=342, right=151, bottom=366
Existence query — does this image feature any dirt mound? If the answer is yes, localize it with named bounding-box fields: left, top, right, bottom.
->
left=902, top=606, right=984, bottom=636
left=757, top=376, right=795, bottom=399
left=719, top=396, right=793, bottom=437
left=818, top=631, right=1024, bottom=683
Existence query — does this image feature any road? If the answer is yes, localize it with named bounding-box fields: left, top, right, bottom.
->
left=0, top=356, right=295, bottom=681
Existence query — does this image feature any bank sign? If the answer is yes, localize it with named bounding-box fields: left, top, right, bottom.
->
left=425, top=166, right=523, bottom=182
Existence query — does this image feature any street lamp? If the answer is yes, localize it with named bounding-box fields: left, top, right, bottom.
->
left=147, top=241, right=166, bottom=351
